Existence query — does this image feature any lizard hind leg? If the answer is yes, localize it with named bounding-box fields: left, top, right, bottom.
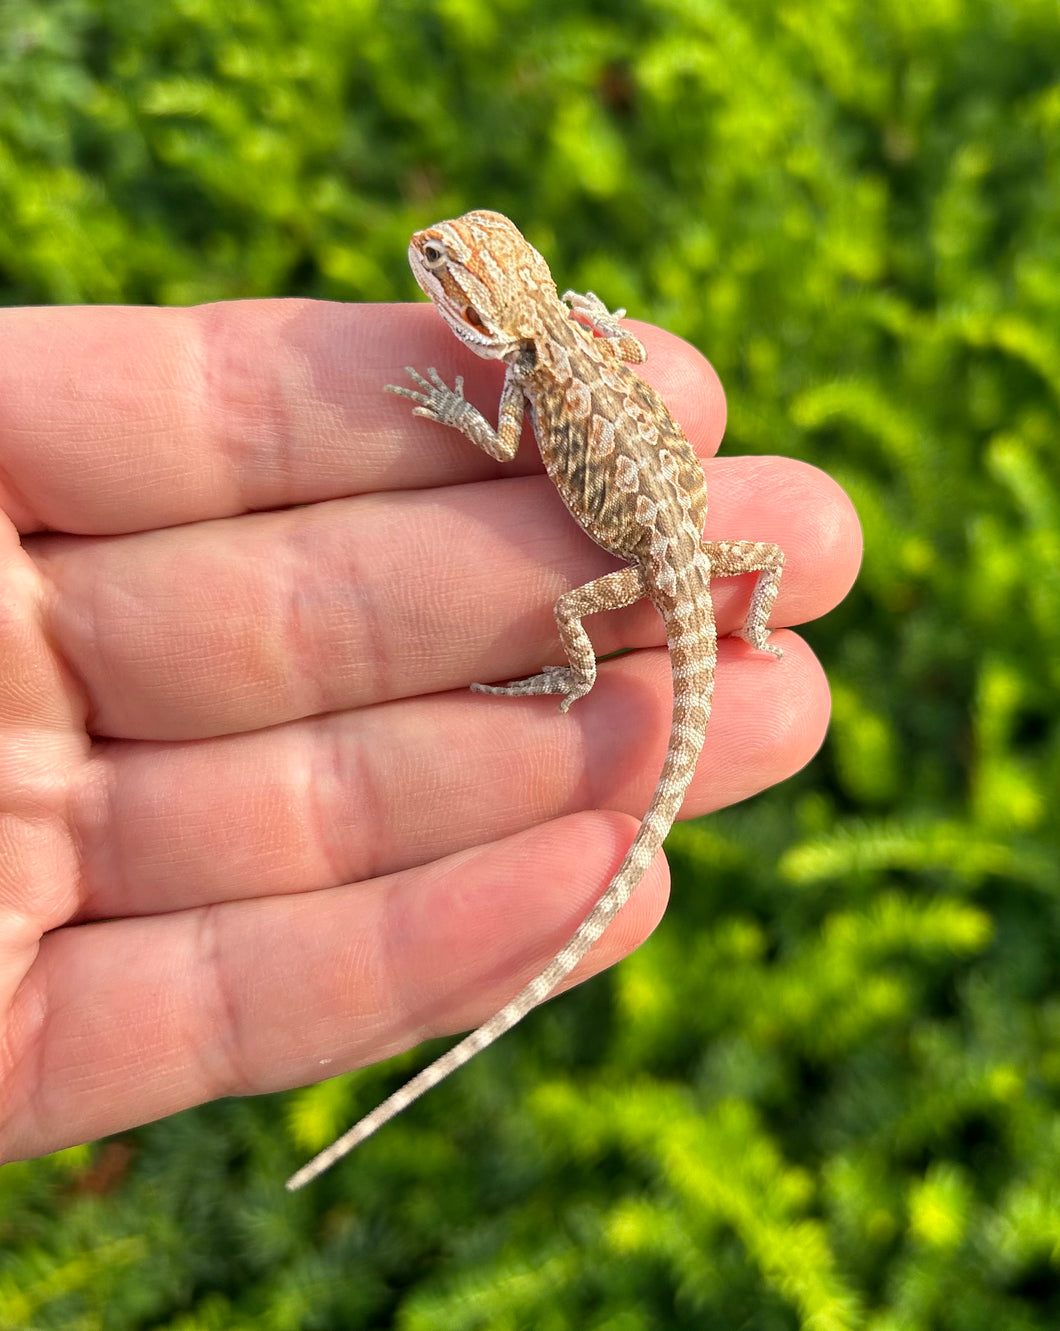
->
left=699, top=539, right=785, bottom=657
left=471, top=565, right=649, bottom=714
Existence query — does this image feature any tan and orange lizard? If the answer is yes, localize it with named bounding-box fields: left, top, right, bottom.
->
left=286, top=210, right=784, bottom=1190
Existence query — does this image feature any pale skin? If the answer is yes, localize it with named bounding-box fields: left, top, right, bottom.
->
left=0, top=300, right=860, bottom=1165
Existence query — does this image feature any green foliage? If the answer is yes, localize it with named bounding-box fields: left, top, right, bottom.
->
left=4, top=0, right=1060, bottom=1326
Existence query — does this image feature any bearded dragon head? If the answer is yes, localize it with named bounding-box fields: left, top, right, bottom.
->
left=406, top=210, right=558, bottom=359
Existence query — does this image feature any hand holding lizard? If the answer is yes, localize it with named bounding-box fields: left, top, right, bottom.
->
left=0, top=297, right=858, bottom=1170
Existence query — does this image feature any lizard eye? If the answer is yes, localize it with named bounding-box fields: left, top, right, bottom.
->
left=422, top=242, right=447, bottom=269
left=464, top=306, right=484, bottom=327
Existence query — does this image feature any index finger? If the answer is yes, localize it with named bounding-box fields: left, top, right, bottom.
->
left=0, top=302, right=726, bottom=536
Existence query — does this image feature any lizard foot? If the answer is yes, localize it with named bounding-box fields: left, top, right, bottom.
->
left=735, top=626, right=784, bottom=660
left=385, top=366, right=472, bottom=428
left=471, top=665, right=592, bottom=713
left=561, top=289, right=627, bottom=340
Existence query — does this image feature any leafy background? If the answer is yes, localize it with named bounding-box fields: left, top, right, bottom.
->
left=3, top=0, right=1060, bottom=1326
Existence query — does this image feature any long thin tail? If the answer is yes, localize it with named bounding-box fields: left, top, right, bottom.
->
left=286, top=586, right=716, bottom=1190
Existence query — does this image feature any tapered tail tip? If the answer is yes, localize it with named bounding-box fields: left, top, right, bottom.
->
left=285, top=1166, right=311, bottom=1192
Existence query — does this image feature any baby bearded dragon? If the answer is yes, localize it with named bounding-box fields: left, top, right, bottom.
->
left=286, top=210, right=784, bottom=1190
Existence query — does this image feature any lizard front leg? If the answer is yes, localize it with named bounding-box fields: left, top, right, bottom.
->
left=562, top=289, right=646, bottom=363
left=386, top=364, right=525, bottom=462
left=473, top=565, right=649, bottom=713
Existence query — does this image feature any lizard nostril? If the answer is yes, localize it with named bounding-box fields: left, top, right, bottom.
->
left=464, top=306, right=484, bottom=327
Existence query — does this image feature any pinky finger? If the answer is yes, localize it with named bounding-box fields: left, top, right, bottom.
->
left=4, top=811, right=669, bottom=1162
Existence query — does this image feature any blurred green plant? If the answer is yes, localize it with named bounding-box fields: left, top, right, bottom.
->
left=3, top=0, right=1060, bottom=1327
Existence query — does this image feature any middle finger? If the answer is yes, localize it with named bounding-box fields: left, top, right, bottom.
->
left=31, top=455, right=834, bottom=740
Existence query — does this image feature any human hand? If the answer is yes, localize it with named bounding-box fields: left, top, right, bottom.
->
left=0, top=300, right=859, bottom=1162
